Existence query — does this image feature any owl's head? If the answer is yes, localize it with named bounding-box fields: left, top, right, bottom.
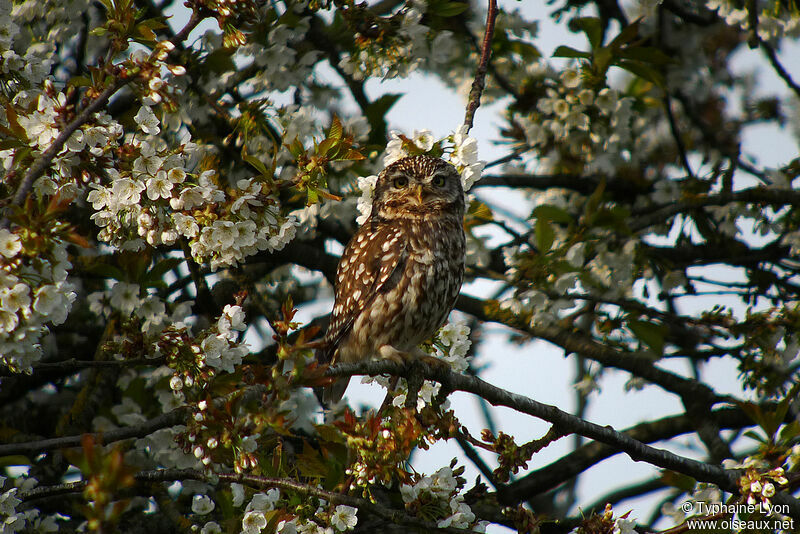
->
left=372, top=156, right=464, bottom=221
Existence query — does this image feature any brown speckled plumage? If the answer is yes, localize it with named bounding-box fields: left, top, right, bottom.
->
left=317, top=156, right=466, bottom=403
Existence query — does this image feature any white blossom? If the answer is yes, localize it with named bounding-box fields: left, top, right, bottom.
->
left=330, top=505, right=358, bottom=531
left=242, top=510, right=268, bottom=534
left=191, top=494, right=215, bottom=515
left=0, top=229, right=22, bottom=258
left=134, top=105, right=161, bottom=135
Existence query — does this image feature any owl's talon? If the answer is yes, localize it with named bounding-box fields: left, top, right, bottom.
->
left=378, top=345, right=414, bottom=366
left=417, top=354, right=452, bottom=373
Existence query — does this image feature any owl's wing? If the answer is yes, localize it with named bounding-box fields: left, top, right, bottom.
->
left=317, top=219, right=407, bottom=365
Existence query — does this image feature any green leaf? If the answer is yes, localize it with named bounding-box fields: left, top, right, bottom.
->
left=306, top=187, right=319, bottom=205
left=583, top=180, right=606, bottom=221
left=507, top=39, right=541, bottom=60
left=314, top=424, right=345, bottom=444
left=779, top=420, right=800, bottom=443
left=552, top=45, right=591, bottom=60
left=0, top=138, right=24, bottom=150
left=296, top=441, right=329, bottom=478
left=343, top=149, right=365, bottom=161
left=89, top=26, right=109, bottom=37
left=243, top=152, right=269, bottom=175
left=328, top=115, right=343, bottom=140
left=68, top=75, right=93, bottom=88
left=628, top=319, right=666, bottom=355
left=593, top=48, right=614, bottom=75
left=615, top=60, right=665, bottom=88
left=743, top=429, right=767, bottom=443
left=146, top=257, right=184, bottom=282
left=288, top=137, right=305, bottom=158
left=535, top=219, right=555, bottom=253
left=317, top=137, right=337, bottom=157
left=617, top=46, right=676, bottom=66
left=608, top=18, right=642, bottom=50
left=533, top=205, right=574, bottom=224
left=83, top=262, right=127, bottom=282
left=204, top=49, right=237, bottom=74
left=364, top=93, right=402, bottom=142
left=436, top=1, right=469, bottom=17
left=572, top=17, right=603, bottom=49
left=659, top=470, right=696, bottom=491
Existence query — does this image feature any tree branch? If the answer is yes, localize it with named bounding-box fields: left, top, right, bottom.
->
left=23, top=469, right=485, bottom=534
left=629, top=187, right=800, bottom=232
left=0, top=385, right=268, bottom=457
left=0, top=357, right=166, bottom=378
left=455, top=294, right=727, bottom=407
left=0, top=405, right=189, bottom=457
left=323, top=360, right=800, bottom=519
left=325, top=361, right=734, bottom=490
left=760, top=40, right=800, bottom=100
left=503, top=406, right=753, bottom=501
left=462, top=0, right=498, bottom=133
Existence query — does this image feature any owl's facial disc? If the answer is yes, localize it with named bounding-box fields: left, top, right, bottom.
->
left=372, top=156, right=465, bottom=221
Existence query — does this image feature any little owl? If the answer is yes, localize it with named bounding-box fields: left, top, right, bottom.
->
left=317, top=155, right=466, bottom=404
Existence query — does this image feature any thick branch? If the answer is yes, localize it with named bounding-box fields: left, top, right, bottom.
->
left=456, top=294, right=726, bottom=407
left=324, top=360, right=800, bottom=519
left=503, top=406, right=752, bottom=501
left=325, top=361, right=734, bottom=490
left=630, top=187, right=800, bottom=232
left=0, top=357, right=165, bottom=378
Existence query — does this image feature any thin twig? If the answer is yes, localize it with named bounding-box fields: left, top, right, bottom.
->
left=462, top=0, right=498, bottom=133
left=0, top=406, right=189, bottom=457
left=663, top=94, right=694, bottom=179
left=761, top=41, right=800, bottom=99
left=0, top=357, right=166, bottom=377
left=0, top=385, right=267, bottom=457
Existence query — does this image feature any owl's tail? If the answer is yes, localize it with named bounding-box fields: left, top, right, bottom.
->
left=322, top=378, right=351, bottom=406
left=314, top=343, right=350, bottom=407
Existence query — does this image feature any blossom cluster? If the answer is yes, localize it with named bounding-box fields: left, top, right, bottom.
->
left=88, top=281, right=193, bottom=336
left=400, top=466, right=486, bottom=531
left=516, top=68, right=638, bottom=176
left=355, top=128, right=486, bottom=224
left=186, top=486, right=359, bottom=534
left=85, top=106, right=297, bottom=269
left=706, top=0, right=800, bottom=40
left=0, top=230, right=76, bottom=372
left=0, top=475, right=60, bottom=533
left=339, top=4, right=459, bottom=80
left=230, top=19, right=321, bottom=94
left=0, top=0, right=76, bottom=94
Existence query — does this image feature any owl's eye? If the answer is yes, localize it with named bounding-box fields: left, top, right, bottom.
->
left=393, top=176, right=408, bottom=188
left=432, top=174, right=446, bottom=187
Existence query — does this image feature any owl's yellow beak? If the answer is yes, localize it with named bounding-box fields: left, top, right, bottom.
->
left=414, top=184, right=424, bottom=205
